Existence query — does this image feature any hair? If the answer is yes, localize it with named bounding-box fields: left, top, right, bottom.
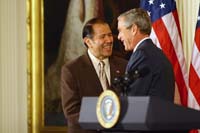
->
left=118, top=8, right=151, bottom=35
left=82, top=18, right=109, bottom=39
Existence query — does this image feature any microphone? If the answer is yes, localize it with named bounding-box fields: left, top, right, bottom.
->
left=113, top=65, right=150, bottom=96
left=123, top=65, right=150, bottom=85
left=112, top=70, right=125, bottom=93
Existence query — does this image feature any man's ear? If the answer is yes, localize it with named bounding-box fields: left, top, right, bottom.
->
left=131, top=24, right=138, bottom=35
left=83, top=37, right=92, bottom=47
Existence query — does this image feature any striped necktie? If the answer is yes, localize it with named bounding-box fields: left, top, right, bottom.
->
left=98, top=61, right=109, bottom=91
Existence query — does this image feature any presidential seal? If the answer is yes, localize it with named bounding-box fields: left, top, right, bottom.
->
left=96, top=90, right=120, bottom=128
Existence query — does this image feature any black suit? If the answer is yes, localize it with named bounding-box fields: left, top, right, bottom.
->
left=113, top=39, right=188, bottom=133
left=125, top=39, right=175, bottom=102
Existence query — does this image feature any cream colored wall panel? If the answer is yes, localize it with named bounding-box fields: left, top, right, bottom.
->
left=0, top=0, right=27, bottom=133
left=0, top=0, right=3, bottom=131
left=16, top=0, right=27, bottom=132
left=1, top=0, right=18, bottom=132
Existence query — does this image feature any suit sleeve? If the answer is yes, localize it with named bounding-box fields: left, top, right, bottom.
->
left=61, top=64, right=81, bottom=127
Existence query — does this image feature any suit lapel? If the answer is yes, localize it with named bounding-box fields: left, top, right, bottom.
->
left=82, top=53, right=103, bottom=93
left=126, top=39, right=149, bottom=72
left=109, top=57, right=123, bottom=85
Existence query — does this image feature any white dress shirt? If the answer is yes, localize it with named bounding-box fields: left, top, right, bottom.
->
left=87, top=49, right=111, bottom=85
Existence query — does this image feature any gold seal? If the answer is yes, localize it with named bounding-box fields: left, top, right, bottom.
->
left=96, top=90, right=120, bottom=128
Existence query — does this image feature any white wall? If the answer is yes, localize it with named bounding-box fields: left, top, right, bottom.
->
left=0, top=0, right=27, bottom=133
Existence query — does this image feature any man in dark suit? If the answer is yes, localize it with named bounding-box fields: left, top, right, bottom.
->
left=61, top=18, right=127, bottom=133
left=117, top=7, right=190, bottom=133
left=117, top=8, right=175, bottom=102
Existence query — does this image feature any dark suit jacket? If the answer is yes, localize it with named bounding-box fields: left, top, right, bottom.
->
left=61, top=53, right=127, bottom=133
left=126, top=39, right=175, bottom=102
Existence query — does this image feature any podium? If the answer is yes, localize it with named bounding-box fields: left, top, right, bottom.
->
left=79, top=96, right=200, bottom=132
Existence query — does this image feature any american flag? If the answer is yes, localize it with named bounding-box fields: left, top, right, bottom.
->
left=188, top=5, right=200, bottom=133
left=189, top=5, right=200, bottom=110
left=140, top=0, right=189, bottom=106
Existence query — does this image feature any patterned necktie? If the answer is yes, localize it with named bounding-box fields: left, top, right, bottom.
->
left=98, top=61, right=109, bottom=91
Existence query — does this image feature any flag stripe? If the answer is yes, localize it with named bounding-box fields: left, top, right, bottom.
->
left=172, top=10, right=182, bottom=41
left=189, top=6, right=200, bottom=110
left=188, top=88, right=200, bottom=110
left=188, top=5, right=200, bottom=133
left=191, top=42, right=200, bottom=77
left=195, top=28, right=200, bottom=52
left=152, top=16, right=188, bottom=106
left=189, top=65, right=200, bottom=106
left=150, top=28, right=161, bottom=49
left=162, top=11, right=189, bottom=96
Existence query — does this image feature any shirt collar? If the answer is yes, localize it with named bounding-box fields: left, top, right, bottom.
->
left=133, top=37, right=151, bottom=52
left=87, top=49, right=109, bottom=66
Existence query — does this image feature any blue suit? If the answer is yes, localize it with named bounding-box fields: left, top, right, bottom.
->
left=126, top=39, right=175, bottom=102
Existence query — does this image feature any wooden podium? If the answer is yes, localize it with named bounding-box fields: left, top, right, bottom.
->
left=79, top=96, right=200, bottom=132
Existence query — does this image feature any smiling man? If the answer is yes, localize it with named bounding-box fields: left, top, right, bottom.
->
left=117, top=8, right=189, bottom=133
left=117, top=8, right=175, bottom=102
left=61, top=18, right=127, bottom=133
